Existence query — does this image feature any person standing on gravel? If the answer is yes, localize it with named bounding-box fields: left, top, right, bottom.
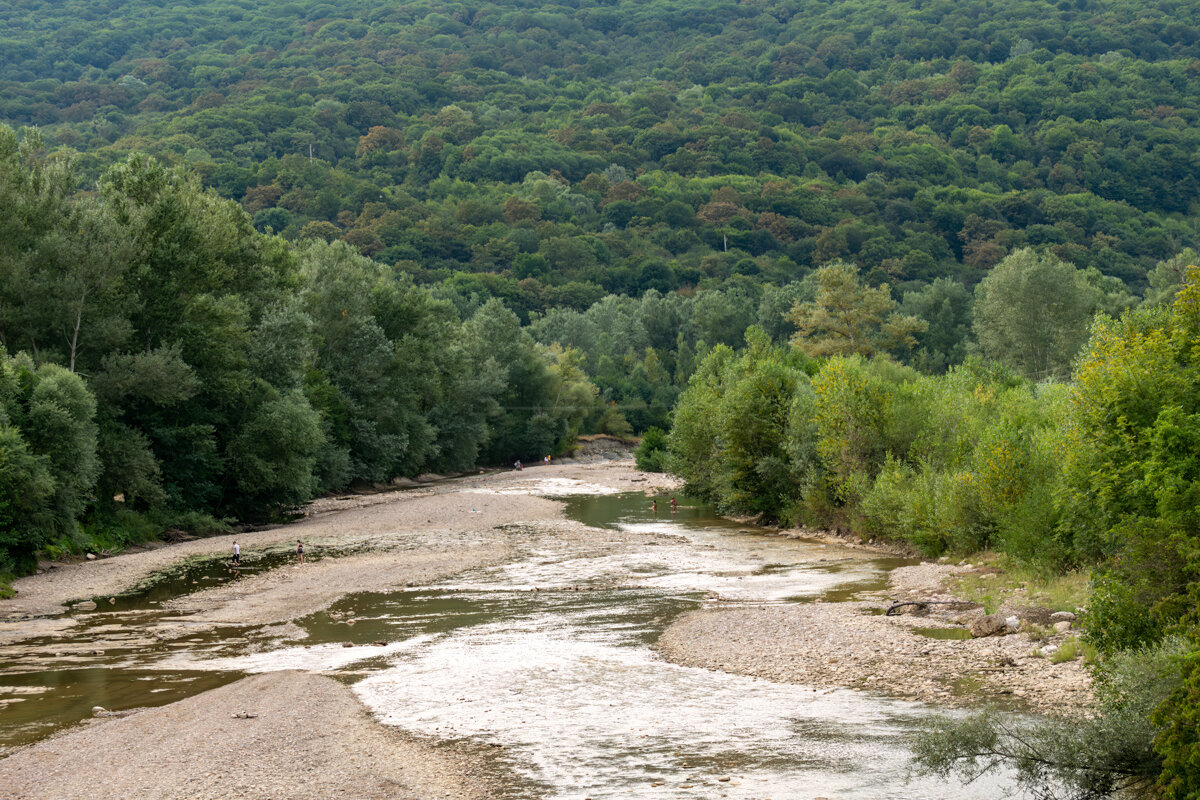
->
left=232, top=541, right=240, bottom=566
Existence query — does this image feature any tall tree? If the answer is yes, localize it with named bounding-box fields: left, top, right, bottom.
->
left=972, top=248, right=1099, bottom=381
left=788, top=262, right=925, bottom=358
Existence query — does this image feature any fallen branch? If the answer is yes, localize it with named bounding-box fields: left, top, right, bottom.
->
left=885, top=600, right=981, bottom=616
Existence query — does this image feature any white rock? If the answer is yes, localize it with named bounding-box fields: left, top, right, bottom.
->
left=1004, top=615, right=1020, bottom=632
left=1053, top=620, right=1072, bottom=633
left=85, top=553, right=97, bottom=560
left=1042, top=645, right=1059, bottom=656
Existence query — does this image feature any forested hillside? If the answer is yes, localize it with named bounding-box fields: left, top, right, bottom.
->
left=2, top=0, right=1199, bottom=314
left=3, top=0, right=1200, bottom=794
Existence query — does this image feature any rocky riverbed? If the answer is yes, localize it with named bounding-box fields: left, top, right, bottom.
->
left=656, top=561, right=1091, bottom=714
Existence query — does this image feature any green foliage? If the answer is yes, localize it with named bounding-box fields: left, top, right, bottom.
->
left=788, top=262, right=925, bottom=359
left=1069, top=269, right=1200, bottom=652
left=973, top=248, right=1101, bottom=381
left=0, top=134, right=612, bottom=578
left=0, top=348, right=98, bottom=572
left=670, top=330, right=817, bottom=522
left=2, top=0, right=1198, bottom=320
left=634, top=427, right=669, bottom=473
left=667, top=345, right=736, bottom=500
left=911, top=637, right=1191, bottom=800
left=901, top=278, right=973, bottom=373
left=671, top=339, right=1072, bottom=559
left=1154, top=646, right=1200, bottom=800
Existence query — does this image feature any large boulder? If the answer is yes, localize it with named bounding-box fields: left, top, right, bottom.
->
left=969, top=613, right=1010, bottom=638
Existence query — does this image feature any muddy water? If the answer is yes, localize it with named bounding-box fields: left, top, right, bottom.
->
left=0, top=489, right=1013, bottom=798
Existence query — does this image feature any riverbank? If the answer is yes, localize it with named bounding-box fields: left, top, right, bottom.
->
left=655, top=561, right=1092, bottom=714
left=0, top=460, right=678, bottom=636
left=0, top=671, right=508, bottom=800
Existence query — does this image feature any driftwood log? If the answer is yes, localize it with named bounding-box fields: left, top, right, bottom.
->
left=885, top=599, right=982, bottom=616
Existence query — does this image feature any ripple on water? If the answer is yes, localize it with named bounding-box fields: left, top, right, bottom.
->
left=353, top=591, right=1012, bottom=799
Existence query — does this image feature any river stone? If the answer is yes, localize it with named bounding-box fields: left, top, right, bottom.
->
left=1042, top=645, right=1059, bottom=656
left=85, top=553, right=96, bottom=560
left=92, top=706, right=106, bottom=716
left=1050, top=611, right=1077, bottom=622
left=969, top=614, right=1008, bottom=637
left=72, top=600, right=97, bottom=611
left=1054, top=620, right=1072, bottom=633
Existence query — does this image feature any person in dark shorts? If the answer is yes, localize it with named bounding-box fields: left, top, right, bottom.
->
left=296, top=540, right=304, bottom=564
left=232, top=541, right=240, bottom=565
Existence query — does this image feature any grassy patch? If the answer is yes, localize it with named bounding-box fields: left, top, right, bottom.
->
left=1022, top=622, right=1054, bottom=643
left=944, top=553, right=1089, bottom=614
left=952, top=674, right=985, bottom=695
left=1051, top=637, right=1082, bottom=663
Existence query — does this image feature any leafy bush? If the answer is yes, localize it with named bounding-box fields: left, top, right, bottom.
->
left=912, top=637, right=1192, bottom=800
left=634, top=427, right=668, bottom=472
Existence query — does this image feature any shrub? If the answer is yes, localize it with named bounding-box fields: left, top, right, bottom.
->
left=634, top=427, right=669, bottom=472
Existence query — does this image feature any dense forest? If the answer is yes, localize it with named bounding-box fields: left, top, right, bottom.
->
left=2, top=0, right=1200, bottom=314
left=2, top=0, right=1200, bottom=796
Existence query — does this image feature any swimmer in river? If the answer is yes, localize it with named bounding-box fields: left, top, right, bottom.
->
left=671, top=497, right=678, bottom=513
left=651, top=499, right=658, bottom=514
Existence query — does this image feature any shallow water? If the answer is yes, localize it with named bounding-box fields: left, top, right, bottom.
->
left=348, top=492, right=1009, bottom=798
left=0, top=487, right=1016, bottom=798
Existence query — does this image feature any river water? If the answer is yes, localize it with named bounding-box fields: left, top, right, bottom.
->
left=0, top=487, right=1014, bottom=798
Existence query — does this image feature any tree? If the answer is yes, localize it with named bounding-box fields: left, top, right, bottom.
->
left=1143, top=249, right=1197, bottom=307
left=901, top=277, right=973, bottom=373
left=973, top=248, right=1100, bottom=381
left=912, top=637, right=1183, bottom=800
left=788, top=262, right=925, bottom=358
left=0, top=348, right=98, bottom=571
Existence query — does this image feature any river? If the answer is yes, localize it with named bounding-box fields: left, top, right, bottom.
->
left=0, top=486, right=1013, bottom=798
